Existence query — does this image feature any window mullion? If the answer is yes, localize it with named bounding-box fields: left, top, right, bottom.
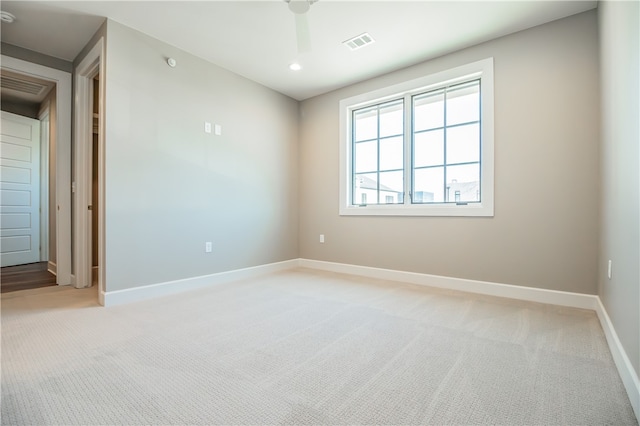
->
left=376, top=105, right=381, bottom=204
left=443, top=87, right=448, bottom=203
left=404, top=94, right=412, bottom=205
left=478, top=82, right=483, bottom=202
left=351, top=109, right=357, bottom=206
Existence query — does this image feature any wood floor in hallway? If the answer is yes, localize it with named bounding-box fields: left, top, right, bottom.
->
left=1, top=262, right=56, bottom=293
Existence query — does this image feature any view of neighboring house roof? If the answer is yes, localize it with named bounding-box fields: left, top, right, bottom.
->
left=356, top=175, right=479, bottom=200
left=355, top=174, right=401, bottom=193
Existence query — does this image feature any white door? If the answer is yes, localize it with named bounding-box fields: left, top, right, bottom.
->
left=1, top=111, right=41, bottom=267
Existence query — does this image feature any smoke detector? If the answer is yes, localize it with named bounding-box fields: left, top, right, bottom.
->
left=0, top=11, right=16, bottom=23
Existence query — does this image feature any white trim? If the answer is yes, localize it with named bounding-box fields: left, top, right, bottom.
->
left=339, top=58, right=494, bottom=217
left=298, top=259, right=596, bottom=310
left=47, top=261, right=57, bottom=276
left=73, top=38, right=105, bottom=293
left=96, top=48, right=106, bottom=301
left=102, top=259, right=299, bottom=307
left=0, top=55, right=72, bottom=285
left=594, top=297, right=640, bottom=419
left=38, top=107, right=49, bottom=263
left=105, top=258, right=598, bottom=309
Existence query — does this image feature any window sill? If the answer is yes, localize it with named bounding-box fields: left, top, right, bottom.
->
left=339, top=203, right=494, bottom=217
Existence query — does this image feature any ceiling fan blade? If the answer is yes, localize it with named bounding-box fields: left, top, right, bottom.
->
left=295, top=13, right=311, bottom=53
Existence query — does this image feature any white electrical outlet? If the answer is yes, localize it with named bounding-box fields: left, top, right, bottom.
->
left=204, top=122, right=212, bottom=133
left=319, top=234, right=325, bottom=243
left=205, top=242, right=212, bottom=253
left=607, top=259, right=612, bottom=279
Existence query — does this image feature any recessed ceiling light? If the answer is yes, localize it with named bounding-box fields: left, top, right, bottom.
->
left=0, top=11, right=16, bottom=23
left=289, top=62, right=302, bottom=71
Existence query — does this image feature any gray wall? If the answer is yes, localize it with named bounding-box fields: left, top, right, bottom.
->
left=1, top=42, right=73, bottom=73
left=0, top=100, right=40, bottom=119
left=73, top=21, right=107, bottom=68
left=299, top=11, right=600, bottom=294
left=101, top=21, right=299, bottom=292
left=598, top=1, right=640, bottom=376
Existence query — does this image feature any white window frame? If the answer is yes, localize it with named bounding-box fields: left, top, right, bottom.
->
left=339, top=57, right=494, bottom=217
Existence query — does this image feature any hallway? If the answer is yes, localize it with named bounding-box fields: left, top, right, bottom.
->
left=1, top=262, right=56, bottom=293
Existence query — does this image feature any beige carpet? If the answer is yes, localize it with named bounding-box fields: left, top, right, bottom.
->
left=1, top=268, right=637, bottom=425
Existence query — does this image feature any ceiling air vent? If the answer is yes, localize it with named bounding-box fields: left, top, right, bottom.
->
left=0, top=75, right=47, bottom=96
left=342, top=32, right=375, bottom=51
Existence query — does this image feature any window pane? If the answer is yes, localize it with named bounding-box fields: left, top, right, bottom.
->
left=414, top=167, right=444, bottom=203
left=414, top=129, right=444, bottom=168
left=355, top=140, right=377, bottom=173
left=379, top=170, right=404, bottom=204
left=379, top=100, right=403, bottom=138
left=414, top=91, right=444, bottom=131
left=341, top=59, right=493, bottom=216
left=354, top=107, right=377, bottom=141
left=354, top=173, right=378, bottom=205
left=446, top=123, right=479, bottom=165
left=447, top=81, right=479, bottom=126
left=380, top=136, right=403, bottom=171
left=447, top=163, right=480, bottom=202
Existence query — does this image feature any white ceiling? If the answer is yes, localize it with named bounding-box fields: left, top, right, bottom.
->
left=1, top=1, right=597, bottom=101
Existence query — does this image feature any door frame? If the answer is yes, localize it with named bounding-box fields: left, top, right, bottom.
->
left=0, top=54, right=72, bottom=285
left=38, top=106, right=50, bottom=263
left=74, top=38, right=105, bottom=303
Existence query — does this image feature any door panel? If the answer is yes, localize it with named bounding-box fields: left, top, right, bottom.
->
left=0, top=111, right=40, bottom=267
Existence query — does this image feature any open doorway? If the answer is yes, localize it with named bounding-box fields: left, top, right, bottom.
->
left=0, top=55, right=72, bottom=287
left=0, top=71, right=53, bottom=271
left=0, top=58, right=72, bottom=289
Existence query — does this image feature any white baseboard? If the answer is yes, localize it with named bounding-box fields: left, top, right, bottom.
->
left=48, top=261, right=57, bottom=276
left=298, top=258, right=638, bottom=421
left=298, top=259, right=598, bottom=310
left=594, top=297, right=640, bottom=419
left=102, top=259, right=299, bottom=307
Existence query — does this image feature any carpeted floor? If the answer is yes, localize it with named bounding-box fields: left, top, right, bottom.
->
left=1, top=268, right=637, bottom=425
